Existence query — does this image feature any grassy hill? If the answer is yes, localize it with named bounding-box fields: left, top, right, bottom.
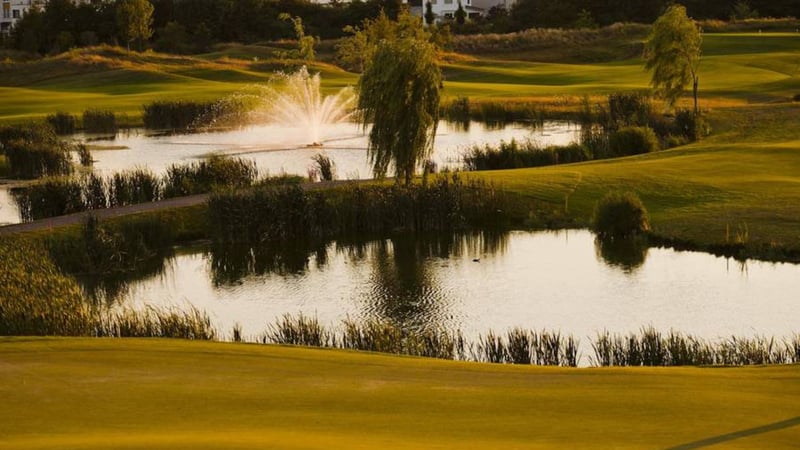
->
left=1, top=338, right=798, bottom=449
left=0, top=32, right=797, bottom=123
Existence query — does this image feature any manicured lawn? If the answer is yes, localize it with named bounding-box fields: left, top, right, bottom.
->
left=1, top=338, right=798, bottom=449
left=469, top=103, right=800, bottom=257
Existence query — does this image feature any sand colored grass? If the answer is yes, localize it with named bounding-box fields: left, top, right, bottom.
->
left=0, top=338, right=798, bottom=450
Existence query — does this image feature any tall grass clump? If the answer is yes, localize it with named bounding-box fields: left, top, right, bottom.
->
left=96, top=306, right=215, bottom=340
left=163, top=155, right=257, bottom=197
left=143, top=98, right=253, bottom=131
left=0, top=239, right=93, bottom=336
left=0, top=123, right=74, bottom=179
left=463, top=139, right=590, bottom=171
left=592, top=191, right=650, bottom=238
left=109, top=169, right=161, bottom=206
left=46, top=112, right=77, bottom=135
left=310, top=153, right=335, bottom=182
left=11, top=177, right=84, bottom=221
left=260, top=315, right=576, bottom=366
left=82, top=109, right=118, bottom=134
left=592, top=328, right=800, bottom=366
left=143, top=100, right=217, bottom=131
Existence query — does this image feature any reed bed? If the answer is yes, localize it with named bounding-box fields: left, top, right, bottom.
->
left=592, top=327, right=800, bottom=366
left=464, top=139, right=590, bottom=171
left=261, top=315, right=576, bottom=366
left=0, top=123, right=74, bottom=179
left=441, top=97, right=548, bottom=124
left=82, top=109, right=118, bottom=134
left=208, top=175, right=510, bottom=246
left=163, top=155, right=257, bottom=198
left=46, top=112, right=77, bottom=135
left=11, top=156, right=263, bottom=221
left=142, top=98, right=254, bottom=131
left=96, top=306, right=215, bottom=340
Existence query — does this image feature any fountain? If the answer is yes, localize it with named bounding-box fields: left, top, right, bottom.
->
left=261, top=66, right=357, bottom=147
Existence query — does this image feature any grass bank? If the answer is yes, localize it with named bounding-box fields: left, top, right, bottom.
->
left=0, top=338, right=798, bottom=449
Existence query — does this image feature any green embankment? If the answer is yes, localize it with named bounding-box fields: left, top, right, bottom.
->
left=1, top=338, right=798, bottom=450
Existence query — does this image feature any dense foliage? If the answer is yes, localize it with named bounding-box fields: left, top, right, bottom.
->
left=592, top=191, right=650, bottom=238
left=9, top=0, right=798, bottom=55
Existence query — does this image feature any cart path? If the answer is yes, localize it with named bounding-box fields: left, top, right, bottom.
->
left=0, top=180, right=353, bottom=236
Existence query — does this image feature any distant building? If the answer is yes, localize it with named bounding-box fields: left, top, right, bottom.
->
left=1, top=0, right=91, bottom=36
left=413, top=0, right=515, bottom=23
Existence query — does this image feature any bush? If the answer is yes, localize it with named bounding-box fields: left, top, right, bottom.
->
left=82, top=109, right=117, bottom=134
left=607, top=92, right=653, bottom=129
left=592, top=191, right=650, bottom=238
left=672, top=109, right=708, bottom=142
left=46, top=112, right=77, bottom=135
left=608, top=126, right=659, bottom=157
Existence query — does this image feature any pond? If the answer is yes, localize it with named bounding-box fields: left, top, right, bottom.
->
left=0, top=120, right=578, bottom=225
left=115, top=230, right=800, bottom=353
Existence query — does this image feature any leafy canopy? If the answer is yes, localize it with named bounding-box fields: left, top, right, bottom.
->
left=643, top=5, right=702, bottom=111
left=357, top=28, right=442, bottom=185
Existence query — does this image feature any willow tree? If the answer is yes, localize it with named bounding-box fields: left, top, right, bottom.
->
left=643, top=5, right=702, bottom=116
left=357, top=36, right=442, bottom=185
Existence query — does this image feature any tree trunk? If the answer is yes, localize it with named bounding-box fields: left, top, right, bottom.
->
left=693, top=76, right=699, bottom=117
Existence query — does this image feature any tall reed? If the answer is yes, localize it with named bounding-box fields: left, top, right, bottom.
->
left=0, top=123, right=74, bottom=179
left=163, top=155, right=257, bottom=198
left=82, top=109, right=118, bottom=134
left=463, top=139, right=590, bottom=171
left=46, top=112, right=77, bottom=135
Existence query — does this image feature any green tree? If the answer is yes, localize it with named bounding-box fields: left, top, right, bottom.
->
left=115, top=0, right=154, bottom=51
left=455, top=1, right=466, bottom=25
left=336, top=11, right=431, bottom=73
left=357, top=37, right=442, bottom=185
left=279, top=13, right=316, bottom=61
left=643, top=5, right=702, bottom=116
left=424, top=1, right=435, bottom=26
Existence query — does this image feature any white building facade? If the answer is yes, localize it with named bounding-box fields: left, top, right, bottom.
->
left=1, top=0, right=91, bottom=35
left=417, top=0, right=515, bottom=23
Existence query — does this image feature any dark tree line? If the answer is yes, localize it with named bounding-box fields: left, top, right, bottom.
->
left=509, top=0, right=800, bottom=31
left=6, top=0, right=800, bottom=55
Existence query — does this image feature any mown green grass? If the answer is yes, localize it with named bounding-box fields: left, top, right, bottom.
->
left=471, top=104, right=800, bottom=257
left=1, top=338, right=798, bottom=449
left=0, top=33, right=797, bottom=123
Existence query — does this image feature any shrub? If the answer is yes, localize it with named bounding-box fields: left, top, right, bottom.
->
left=82, top=109, right=117, bottom=134
left=592, top=191, right=650, bottom=238
left=607, top=92, right=653, bottom=129
left=46, top=112, right=77, bottom=135
left=673, top=109, right=703, bottom=141
left=608, top=126, right=659, bottom=157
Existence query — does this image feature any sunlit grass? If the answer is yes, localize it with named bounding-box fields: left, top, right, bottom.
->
left=1, top=338, right=799, bottom=449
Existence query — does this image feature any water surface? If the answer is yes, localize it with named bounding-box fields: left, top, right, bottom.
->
left=118, top=230, right=800, bottom=344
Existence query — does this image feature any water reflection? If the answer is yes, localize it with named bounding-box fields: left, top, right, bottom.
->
left=104, top=230, right=800, bottom=343
left=594, top=237, right=649, bottom=273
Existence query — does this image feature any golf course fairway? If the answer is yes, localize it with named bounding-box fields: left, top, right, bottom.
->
left=1, top=338, right=798, bottom=449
